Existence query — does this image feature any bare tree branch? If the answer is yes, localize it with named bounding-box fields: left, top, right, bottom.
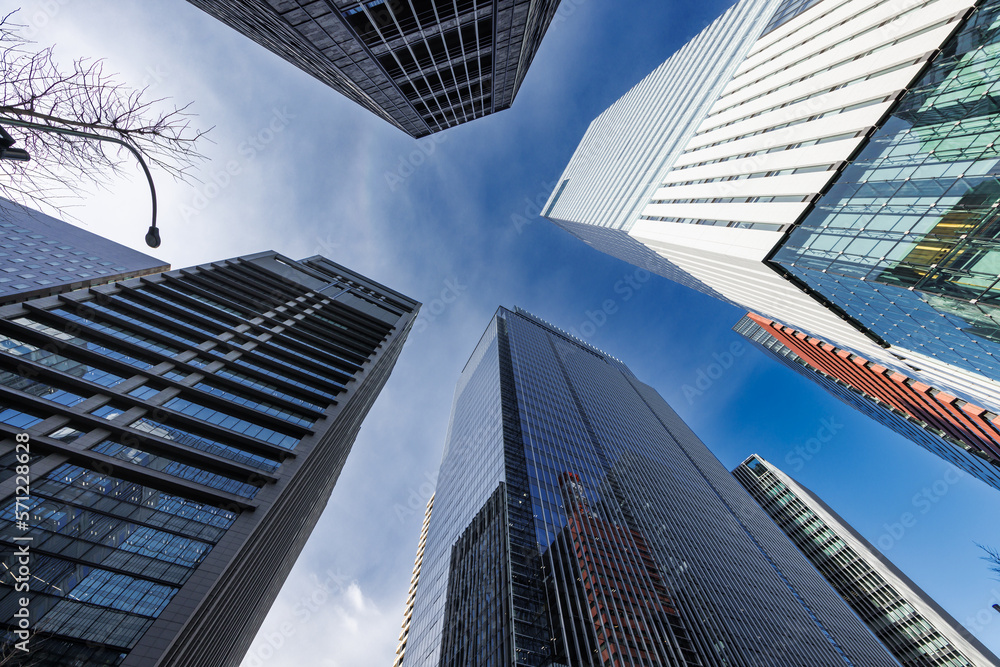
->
left=0, top=630, right=48, bottom=666
left=977, top=542, right=1000, bottom=581
left=0, top=10, right=210, bottom=217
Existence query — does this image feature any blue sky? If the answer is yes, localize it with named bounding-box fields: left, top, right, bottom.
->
left=18, top=0, right=1000, bottom=663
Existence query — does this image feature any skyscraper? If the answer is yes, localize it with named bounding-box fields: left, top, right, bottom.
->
left=186, top=0, right=561, bottom=137
left=0, top=251, right=418, bottom=666
left=0, top=198, right=167, bottom=306
left=734, top=455, right=998, bottom=667
left=402, top=306, right=900, bottom=666
left=544, top=0, right=1000, bottom=417
left=734, top=313, right=1000, bottom=491
left=393, top=493, right=433, bottom=667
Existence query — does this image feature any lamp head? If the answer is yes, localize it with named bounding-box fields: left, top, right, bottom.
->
left=145, top=225, right=161, bottom=248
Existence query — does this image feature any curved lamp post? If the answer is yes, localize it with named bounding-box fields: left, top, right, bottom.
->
left=0, top=117, right=160, bottom=248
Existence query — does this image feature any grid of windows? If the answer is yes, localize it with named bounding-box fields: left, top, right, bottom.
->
left=192, top=382, right=317, bottom=427
left=44, top=308, right=185, bottom=359
left=162, top=396, right=303, bottom=449
left=186, top=0, right=560, bottom=137
left=226, top=354, right=340, bottom=401
left=0, top=463, right=236, bottom=653
left=541, top=0, right=780, bottom=231
left=0, top=332, right=126, bottom=387
left=200, top=365, right=327, bottom=412
left=0, top=201, right=166, bottom=303
left=341, top=0, right=559, bottom=133
left=772, top=0, right=1000, bottom=382
left=91, top=440, right=262, bottom=499
left=734, top=314, right=1000, bottom=490
left=127, top=415, right=281, bottom=473
left=735, top=457, right=997, bottom=666
left=404, top=307, right=901, bottom=667
left=0, top=372, right=86, bottom=406
left=11, top=314, right=168, bottom=369
left=0, top=252, right=418, bottom=666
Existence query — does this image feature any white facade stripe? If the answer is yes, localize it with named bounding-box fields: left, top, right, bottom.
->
left=542, top=0, right=783, bottom=230
left=544, top=0, right=996, bottom=412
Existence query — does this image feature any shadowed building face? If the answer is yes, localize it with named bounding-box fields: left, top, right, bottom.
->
left=186, top=0, right=562, bottom=137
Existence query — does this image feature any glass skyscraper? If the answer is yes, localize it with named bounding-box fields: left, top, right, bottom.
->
left=734, top=455, right=999, bottom=667
left=402, top=306, right=900, bottom=667
left=185, top=0, right=561, bottom=137
left=0, top=251, right=418, bottom=666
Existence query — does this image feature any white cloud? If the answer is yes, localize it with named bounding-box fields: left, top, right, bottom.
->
left=241, top=578, right=400, bottom=667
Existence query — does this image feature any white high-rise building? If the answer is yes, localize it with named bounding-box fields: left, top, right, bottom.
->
left=544, top=0, right=1000, bottom=410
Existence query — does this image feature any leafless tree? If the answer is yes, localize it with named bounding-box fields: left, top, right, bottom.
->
left=0, top=10, right=209, bottom=216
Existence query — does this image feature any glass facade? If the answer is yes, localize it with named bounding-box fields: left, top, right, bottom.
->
left=0, top=463, right=234, bottom=664
left=735, top=456, right=999, bottom=667
left=0, top=252, right=418, bottom=667
left=761, top=0, right=824, bottom=35
left=187, top=0, right=561, bottom=138
left=734, top=314, right=1000, bottom=491
left=404, top=307, right=900, bottom=667
left=772, top=0, right=1000, bottom=380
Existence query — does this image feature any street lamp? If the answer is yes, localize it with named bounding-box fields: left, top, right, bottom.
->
left=0, top=127, right=30, bottom=162
left=0, top=118, right=161, bottom=248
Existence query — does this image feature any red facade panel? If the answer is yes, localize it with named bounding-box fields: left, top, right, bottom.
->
left=747, top=314, right=1000, bottom=464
